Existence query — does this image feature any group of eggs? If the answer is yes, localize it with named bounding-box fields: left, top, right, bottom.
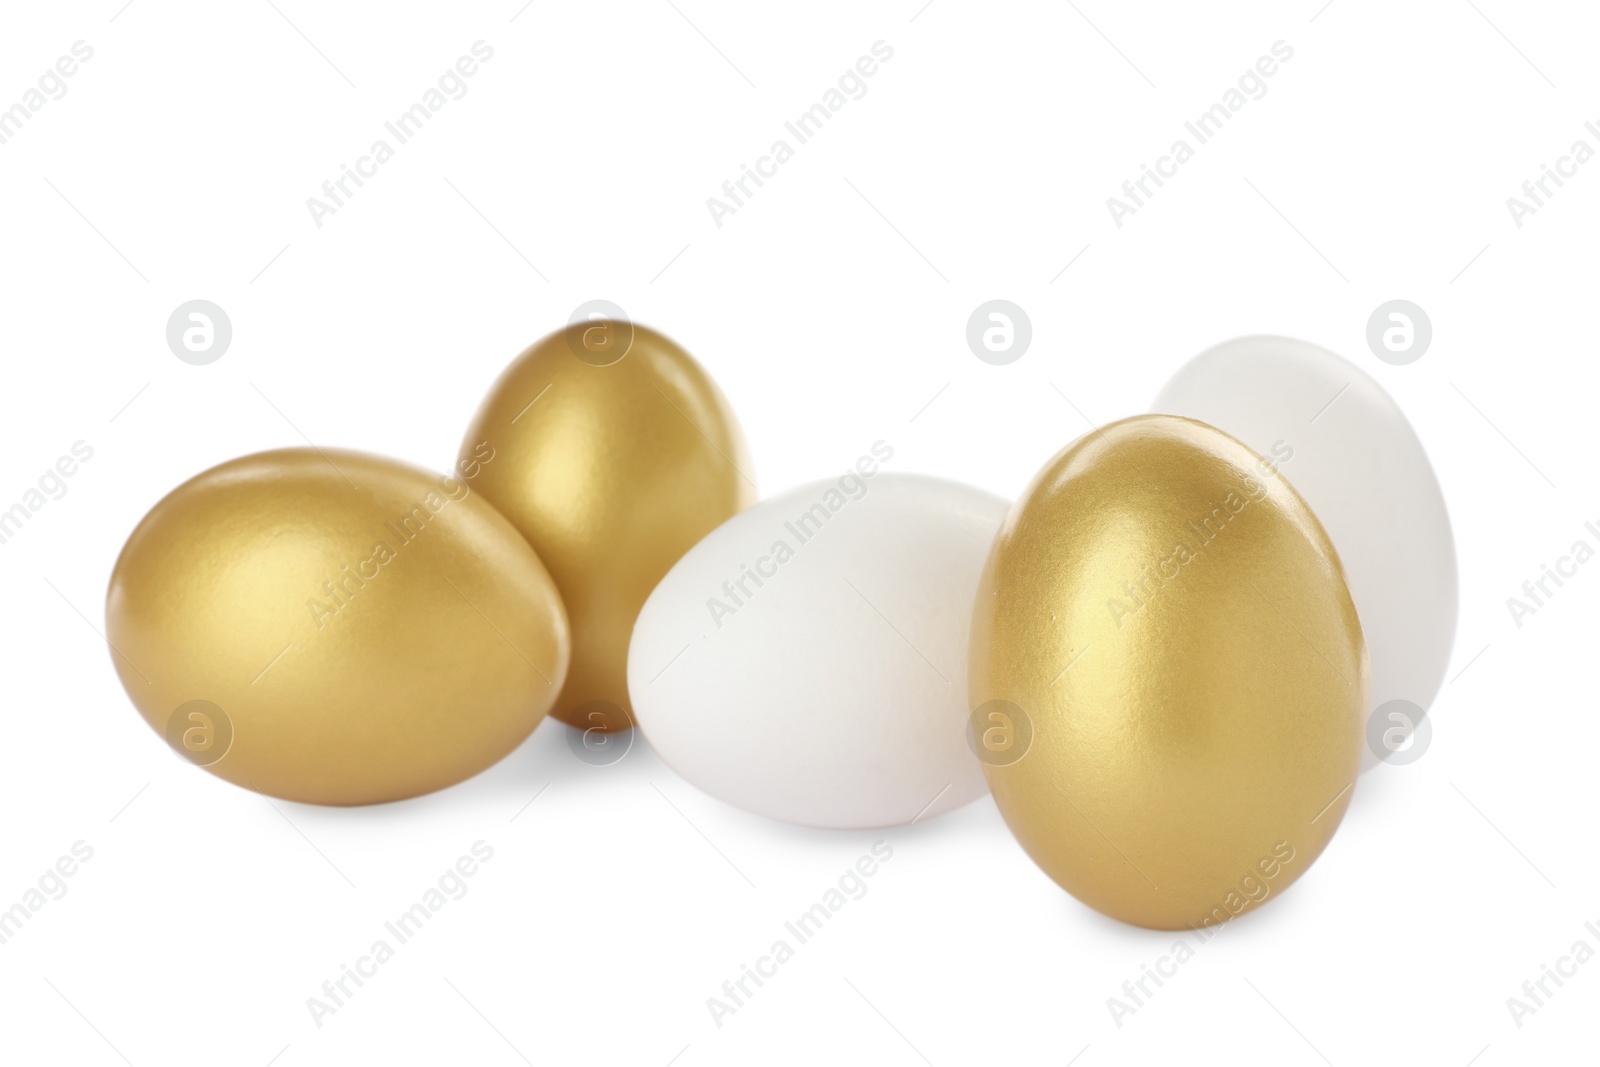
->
left=106, top=325, right=1454, bottom=930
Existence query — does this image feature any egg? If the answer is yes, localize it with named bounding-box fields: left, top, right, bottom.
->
left=1153, top=336, right=1456, bottom=767
left=459, top=322, right=754, bottom=730
left=629, top=469, right=1007, bottom=829
left=969, top=416, right=1366, bottom=929
left=105, top=448, right=570, bottom=805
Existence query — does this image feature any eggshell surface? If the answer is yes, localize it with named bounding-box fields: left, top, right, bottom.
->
left=460, top=321, right=754, bottom=731
left=1153, top=336, right=1456, bottom=766
left=969, top=416, right=1367, bottom=929
left=106, top=448, right=570, bottom=805
left=630, top=470, right=1007, bottom=829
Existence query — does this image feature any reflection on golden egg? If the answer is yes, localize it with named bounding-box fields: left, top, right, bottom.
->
left=459, top=321, right=754, bottom=729
left=106, top=448, right=570, bottom=805
left=969, top=415, right=1367, bottom=929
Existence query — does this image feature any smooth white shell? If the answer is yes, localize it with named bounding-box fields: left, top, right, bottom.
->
left=628, top=472, right=1007, bottom=828
left=1153, top=336, right=1457, bottom=768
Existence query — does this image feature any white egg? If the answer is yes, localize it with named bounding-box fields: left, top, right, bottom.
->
left=628, top=471, right=1007, bottom=828
left=1153, top=336, right=1457, bottom=768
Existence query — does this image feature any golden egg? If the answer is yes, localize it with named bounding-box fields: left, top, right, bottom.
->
left=459, top=321, right=754, bottom=729
left=106, top=448, right=570, bottom=805
left=969, top=415, right=1367, bottom=929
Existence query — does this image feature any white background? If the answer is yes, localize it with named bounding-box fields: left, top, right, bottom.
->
left=1, top=1, right=1595, bottom=1064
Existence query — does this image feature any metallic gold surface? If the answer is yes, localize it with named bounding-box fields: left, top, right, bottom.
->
left=969, top=415, right=1367, bottom=929
left=106, top=448, right=570, bottom=805
left=459, top=322, right=755, bottom=729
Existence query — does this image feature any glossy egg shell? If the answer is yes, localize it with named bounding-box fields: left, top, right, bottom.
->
left=630, top=471, right=1007, bottom=829
left=459, top=322, right=754, bottom=730
left=969, top=415, right=1367, bottom=929
left=106, top=448, right=570, bottom=805
left=1153, top=336, right=1456, bottom=767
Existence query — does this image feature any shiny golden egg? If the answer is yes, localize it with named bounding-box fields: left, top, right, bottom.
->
left=458, top=321, right=755, bottom=729
left=106, top=448, right=570, bottom=805
left=969, top=415, right=1367, bottom=929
